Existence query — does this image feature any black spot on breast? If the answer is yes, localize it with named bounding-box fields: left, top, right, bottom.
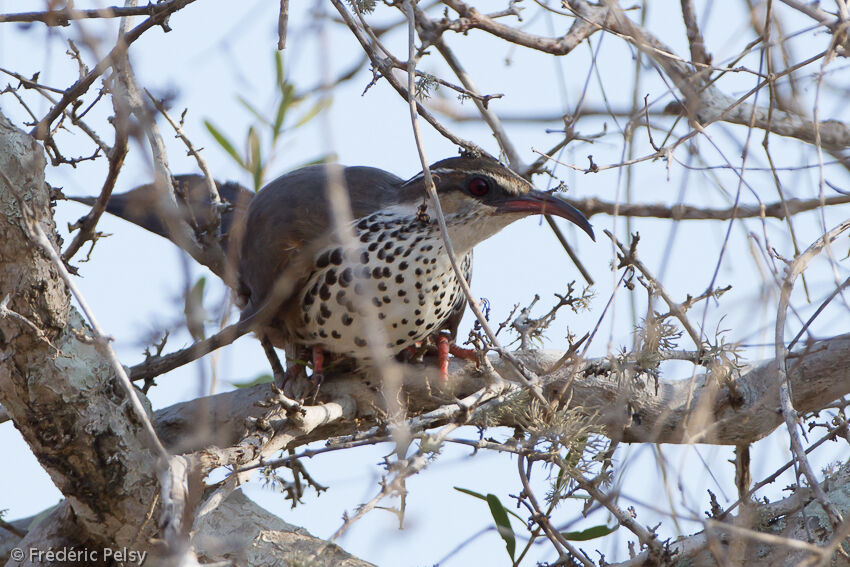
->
left=376, top=282, right=387, bottom=292
left=386, top=255, right=396, bottom=264
left=319, top=329, right=328, bottom=338
left=361, top=252, right=370, bottom=264
left=316, top=315, right=325, bottom=325
left=316, top=251, right=330, bottom=268
left=339, top=268, right=353, bottom=287
left=369, top=224, right=380, bottom=232
left=372, top=267, right=383, bottom=279
left=382, top=267, right=391, bottom=277
left=357, top=219, right=369, bottom=230
left=395, top=246, right=404, bottom=256
left=431, top=284, right=439, bottom=292
left=342, top=314, right=353, bottom=326
left=320, top=304, right=331, bottom=319
left=332, top=330, right=341, bottom=339
left=359, top=233, right=371, bottom=243
left=430, top=258, right=437, bottom=264
left=355, top=337, right=367, bottom=347
left=320, top=285, right=331, bottom=301
left=392, top=322, right=398, bottom=328
left=368, top=241, right=379, bottom=252
left=415, top=318, right=424, bottom=326
left=396, top=338, right=405, bottom=345
left=403, top=249, right=412, bottom=257
left=401, top=318, right=408, bottom=325
left=325, top=269, right=338, bottom=285
left=395, top=274, right=404, bottom=284
left=415, top=268, right=423, bottom=276
left=377, top=232, right=386, bottom=242
left=304, top=293, right=315, bottom=306
left=399, top=261, right=409, bottom=270
left=398, top=289, right=407, bottom=297
left=330, top=249, right=343, bottom=265
left=382, top=296, right=391, bottom=304
left=336, top=290, right=347, bottom=304
left=415, top=282, right=423, bottom=290
left=408, top=330, right=417, bottom=337
left=372, top=297, right=382, bottom=307
left=414, top=310, right=421, bottom=316
left=422, top=244, right=433, bottom=252
left=304, top=313, right=311, bottom=323
left=426, top=322, right=434, bottom=330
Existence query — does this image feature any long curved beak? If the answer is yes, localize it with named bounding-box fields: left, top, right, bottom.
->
left=497, top=189, right=595, bottom=241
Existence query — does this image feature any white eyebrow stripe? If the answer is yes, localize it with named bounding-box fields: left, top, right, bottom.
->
left=403, top=167, right=530, bottom=187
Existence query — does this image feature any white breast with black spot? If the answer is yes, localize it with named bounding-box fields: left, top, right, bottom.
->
left=295, top=211, right=470, bottom=358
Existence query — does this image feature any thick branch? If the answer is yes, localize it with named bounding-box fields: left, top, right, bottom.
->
left=0, top=112, right=161, bottom=551
left=155, top=333, right=850, bottom=452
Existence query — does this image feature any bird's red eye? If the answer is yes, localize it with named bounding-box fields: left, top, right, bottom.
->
left=467, top=177, right=490, bottom=196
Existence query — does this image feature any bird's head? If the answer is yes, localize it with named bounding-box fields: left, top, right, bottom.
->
left=400, top=155, right=595, bottom=254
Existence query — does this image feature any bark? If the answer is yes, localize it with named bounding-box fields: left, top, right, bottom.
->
left=0, top=109, right=379, bottom=567
left=155, top=333, right=850, bottom=453
left=3, top=103, right=850, bottom=566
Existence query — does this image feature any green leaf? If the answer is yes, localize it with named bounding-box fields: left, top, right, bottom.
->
left=561, top=523, right=619, bottom=541
left=237, top=95, right=271, bottom=127
left=204, top=120, right=244, bottom=168
left=274, top=50, right=285, bottom=91
left=230, top=373, right=274, bottom=388
left=294, top=97, right=331, bottom=129
left=247, top=126, right=263, bottom=191
left=486, top=494, right=516, bottom=561
left=453, top=487, right=524, bottom=522
left=272, top=94, right=289, bottom=142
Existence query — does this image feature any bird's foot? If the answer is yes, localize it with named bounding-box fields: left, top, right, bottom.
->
left=306, top=345, right=325, bottom=404
left=436, top=335, right=480, bottom=383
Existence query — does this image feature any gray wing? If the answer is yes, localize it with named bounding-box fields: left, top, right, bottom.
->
left=237, top=164, right=404, bottom=320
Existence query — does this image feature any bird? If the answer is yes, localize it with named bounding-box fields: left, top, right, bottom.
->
left=67, top=154, right=594, bottom=385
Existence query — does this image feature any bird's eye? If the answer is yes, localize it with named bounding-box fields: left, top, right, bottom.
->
left=467, top=177, right=490, bottom=196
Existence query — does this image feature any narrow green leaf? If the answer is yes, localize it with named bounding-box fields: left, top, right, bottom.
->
left=294, top=98, right=331, bottom=129
left=230, top=373, right=274, bottom=388
left=293, top=154, right=335, bottom=169
left=454, top=487, right=524, bottom=522
left=204, top=120, right=244, bottom=168
left=486, top=494, right=516, bottom=561
left=272, top=96, right=288, bottom=142
left=247, top=127, right=263, bottom=191
left=281, top=82, right=295, bottom=112
left=274, top=51, right=285, bottom=91
left=561, top=523, right=619, bottom=541
left=237, top=95, right=271, bottom=127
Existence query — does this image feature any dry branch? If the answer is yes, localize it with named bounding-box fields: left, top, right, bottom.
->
left=154, top=332, right=850, bottom=452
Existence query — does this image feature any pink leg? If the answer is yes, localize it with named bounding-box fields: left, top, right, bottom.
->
left=312, top=345, right=325, bottom=377
left=449, top=343, right=478, bottom=364
left=437, top=335, right=450, bottom=383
